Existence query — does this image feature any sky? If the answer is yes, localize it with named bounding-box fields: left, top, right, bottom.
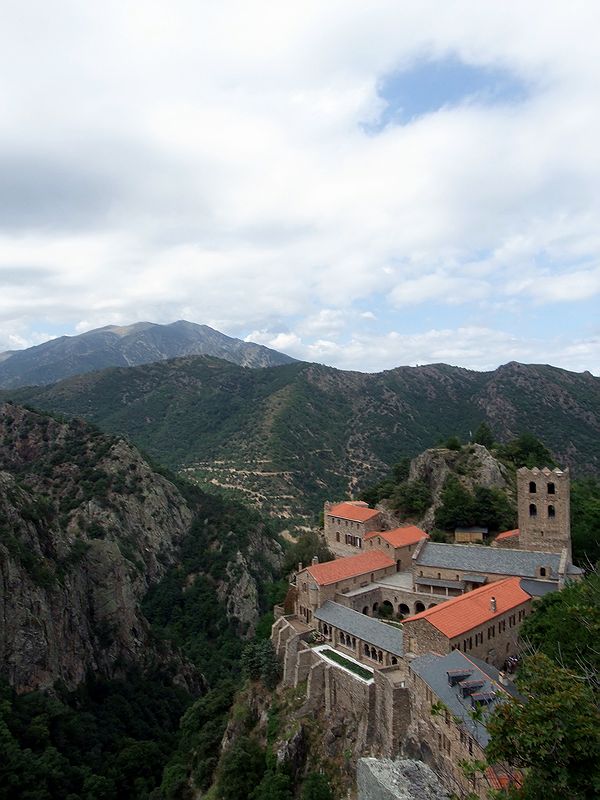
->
left=0, top=1, right=599, bottom=374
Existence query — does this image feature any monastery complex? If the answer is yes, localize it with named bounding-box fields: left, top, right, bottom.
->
left=271, top=467, right=582, bottom=798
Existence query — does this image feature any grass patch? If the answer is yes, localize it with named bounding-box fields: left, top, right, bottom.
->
left=319, top=649, right=373, bottom=681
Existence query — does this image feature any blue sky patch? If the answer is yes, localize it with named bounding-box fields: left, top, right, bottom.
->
left=368, top=55, right=529, bottom=131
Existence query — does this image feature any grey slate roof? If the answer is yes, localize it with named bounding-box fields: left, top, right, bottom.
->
left=410, top=650, right=519, bottom=748
left=416, top=541, right=581, bottom=579
left=520, top=578, right=559, bottom=597
left=315, top=601, right=404, bottom=657
left=462, top=573, right=488, bottom=583
left=414, top=576, right=463, bottom=589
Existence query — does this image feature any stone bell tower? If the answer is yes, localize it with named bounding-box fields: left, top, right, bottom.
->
left=517, top=467, right=571, bottom=559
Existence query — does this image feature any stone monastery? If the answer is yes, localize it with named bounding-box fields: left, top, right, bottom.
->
left=271, top=467, right=582, bottom=798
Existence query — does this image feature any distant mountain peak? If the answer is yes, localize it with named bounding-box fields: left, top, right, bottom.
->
left=0, top=320, right=296, bottom=389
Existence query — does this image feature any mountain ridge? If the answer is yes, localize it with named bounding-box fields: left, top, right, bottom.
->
left=0, top=319, right=296, bottom=388
left=5, top=355, right=599, bottom=524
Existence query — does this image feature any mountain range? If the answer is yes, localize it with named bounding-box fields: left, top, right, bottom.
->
left=0, top=320, right=295, bottom=388
left=7, top=355, right=599, bottom=523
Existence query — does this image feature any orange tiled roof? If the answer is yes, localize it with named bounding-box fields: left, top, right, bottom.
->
left=494, top=528, right=520, bottom=542
left=327, top=502, right=381, bottom=522
left=306, top=550, right=395, bottom=586
left=486, top=766, right=523, bottom=790
left=365, top=526, right=429, bottom=548
left=403, top=577, right=531, bottom=638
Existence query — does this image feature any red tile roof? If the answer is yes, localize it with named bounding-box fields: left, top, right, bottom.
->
left=365, top=526, right=429, bottom=548
left=327, top=502, right=381, bottom=523
left=403, top=577, right=531, bottom=638
left=306, top=550, right=395, bottom=586
left=494, top=528, right=520, bottom=542
left=486, top=766, right=523, bottom=790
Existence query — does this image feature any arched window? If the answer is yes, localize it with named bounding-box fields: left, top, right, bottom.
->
left=547, top=482, right=555, bottom=495
left=364, top=643, right=370, bottom=656
left=340, top=632, right=346, bottom=645
left=529, top=503, right=537, bottom=517
left=548, top=505, right=556, bottom=518
left=399, top=603, right=410, bottom=615
left=540, top=567, right=546, bottom=577
left=362, top=606, right=369, bottom=615
left=391, top=656, right=398, bottom=665
left=529, top=481, right=537, bottom=493
left=336, top=532, right=340, bottom=542
left=415, top=601, right=425, bottom=613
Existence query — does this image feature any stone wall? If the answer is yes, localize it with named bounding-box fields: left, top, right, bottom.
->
left=336, top=584, right=443, bottom=619
left=404, top=668, right=490, bottom=799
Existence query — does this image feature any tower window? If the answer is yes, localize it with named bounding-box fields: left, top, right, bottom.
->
left=540, top=567, right=547, bottom=577
left=547, top=482, right=555, bottom=494
left=529, top=481, right=537, bottom=493
left=548, top=505, right=556, bottom=518
left=529, top=503, right=537, bottom=517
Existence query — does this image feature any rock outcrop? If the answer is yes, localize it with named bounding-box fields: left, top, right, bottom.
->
left=0, top=402, right=283, bottom=694
left=408, top=443, right=513, bottom=530
left=357, top=758, right=449, bottom=800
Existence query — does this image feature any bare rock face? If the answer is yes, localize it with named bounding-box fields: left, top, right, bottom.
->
left=357, top=758, right=449, bottom=800
left=408, top=444, right=513, bottom=530
left=0, top=403, right=199, bottom=693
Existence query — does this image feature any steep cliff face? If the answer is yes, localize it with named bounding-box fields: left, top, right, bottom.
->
left=0, top=402, right=200, bottom=693
left=0, top=402, right=286, bottom=694
left=408, top=443, right=513, bottom=530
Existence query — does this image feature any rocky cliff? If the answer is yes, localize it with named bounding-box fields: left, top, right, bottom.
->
left=408, top=443, right=513, bottom=530
left=0, top=402, right=283, bottom=694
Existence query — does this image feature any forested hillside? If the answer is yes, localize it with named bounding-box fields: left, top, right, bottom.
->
left=7, top=356, right=599, bottom=523
left=0, top=402, right=285, bottom=799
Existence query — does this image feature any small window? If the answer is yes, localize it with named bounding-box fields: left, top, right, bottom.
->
left=529, top=503, right=537, bottom=517
left=548, top=505, right=556, bottom=518
left=547, top=482, right=555, bottom=495
left=540, top=567, right=546, bottom=577
left=336, top=532, right=340, bottom=542
left=529, top=481, right=537, bottom=493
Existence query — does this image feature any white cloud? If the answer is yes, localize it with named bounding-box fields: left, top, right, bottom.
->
left=280, top=327, right=600, bottom=375
left=0, top=2, right=599, bottom=371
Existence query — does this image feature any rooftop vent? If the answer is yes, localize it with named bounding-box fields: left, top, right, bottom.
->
left=312, top=555, right=319, bottom=566
left=471, top=691, right=496, bottom=706
left=490, top=596, right=497, bottom=612
left=460, top=679, right=485, bottom=698
left=447, top=669, right=472, bottom=686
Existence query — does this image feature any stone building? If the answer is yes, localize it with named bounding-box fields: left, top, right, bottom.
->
left=324, top=501, right=383, bottom=557
left=413, top=540, right=581, bottom=589
left=276, top=466, right=581, bottom=797
left=365, top=526, right=429, bottom=571
left=407, top=649, right=520, bottom=798
left=315, top=600, right=404, bottom=669
left=517, top=467, right=571, bottom=559
left=295, top=550, right=396, bottom=624
left=401, top=577, right=532, bottom=667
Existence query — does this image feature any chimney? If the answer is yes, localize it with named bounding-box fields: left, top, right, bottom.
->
left=490, top=596, right=497, bottom=612
left=298, top=562, right=303, bottom=573
left=312, top=555, right=319, bottom=566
